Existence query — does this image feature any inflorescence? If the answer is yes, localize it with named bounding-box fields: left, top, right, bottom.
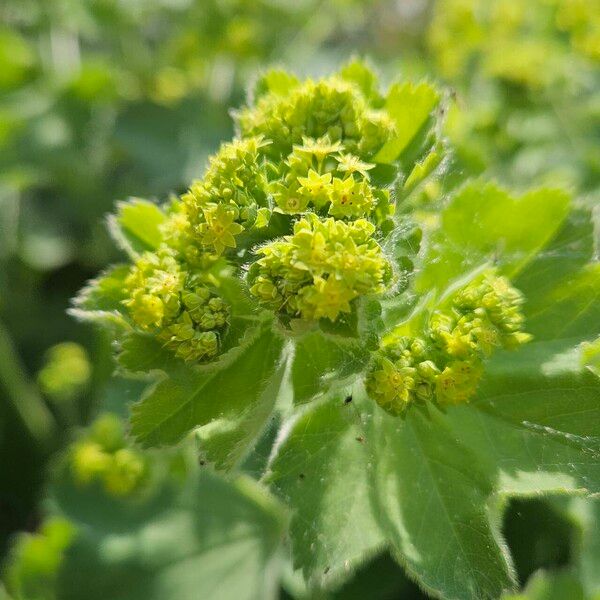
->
left=366, top=272, right=532, bottom=415
left=123, top=247, right=229, bottom=362
left=95, top=63, right=532, bottom=417
left=116, top=65, right=403, bottom=362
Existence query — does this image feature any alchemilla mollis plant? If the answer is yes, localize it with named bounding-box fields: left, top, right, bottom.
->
left=71, top=61, right=600, bottom=600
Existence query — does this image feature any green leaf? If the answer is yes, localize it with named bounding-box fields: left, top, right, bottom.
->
left=402, top=143, right=444, bottom=196
left=266, top=391, right=385, bottom=584
left=512, top=207, right=600, bottom=346
left=340, top=59, right=381, bottom=103
left=253, top=69, right=300, bottom=99
left=117, top=332, right=186, bottom=378
left=374, top=81, right=440, bottom=164
left=195, top=344, right=289, bottom=470
left=502, top=570, right=585, bottom=600
left=68, top=265, right=131, bottom=328
left=268, top=386, right=516, bottom=599
left=582, top=337, right=600, bottom=377
left=443, top=343, right=600, bottom=496
left=368, top=401, right=515, bottom=600
left=107, top=198, right=166, bottom=257
left=54, top=471, right=286, bottom=600
left=565, top=497, right=600, bottom=597
left=130, top=323, right=285, bottom=457
left=291, top=330, right=370, bottom=405
left=417, top=182, right=571, bottom=294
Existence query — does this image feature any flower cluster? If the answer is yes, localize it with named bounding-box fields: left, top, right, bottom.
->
left=85, top=64, right=418, bottom=363
left=248, top=214, right=392, bottom=321
left=268, top=135, right=389, bottom=221
left=237, top=76, right=396, bottom=159
left=70, top=414, right=147, bottom=497
left=175, top=136, right=270, bottom=257
left=158, top=66, right=399, bottom=327
left=366, top=272, right=532, bottom=415
left=123, top=247, right=229, bottom=362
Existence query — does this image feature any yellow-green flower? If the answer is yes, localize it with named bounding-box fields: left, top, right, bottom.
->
left=293, top=135, right=343, bottom=163
left=248, top=213, right=392, bottom=321
left=301, top=276, right=357, bottom=321
left=335, top=154, right=375, bottom=178
left=366, top=271, right=531, bottom=415
left=436, top=360, right=483, bottom=405
left=199, top=204, right=244, bottom=254
left=366, top=356, right=416, bottom=416
left=297, top=169, right=332, bottom=208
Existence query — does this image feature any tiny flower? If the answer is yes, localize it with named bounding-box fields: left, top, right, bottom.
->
left=436, top=360, right=483, bottom=405
left=366, top=356, right=416, bottom=416
left=297, top=169, right=332, bottom=208
left=199, top=204, right=244, bottom=254
left=301, top=275, right=357, bottom=321
left=125, top=292, right=165, bottom=329
left=294, top=135, right=343, bottom=162
left=335, top=153, right=375, bottom=178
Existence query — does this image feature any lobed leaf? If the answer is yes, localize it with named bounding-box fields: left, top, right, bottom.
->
left=130, top=323, right=285, bottom=457
left=68, top=265, right=131, bottom=328
left=417, top=182, right=571, bottom=294
left=107, top=198, right=166, bottom=257
left=266, top=391, right=385, bottom=584
left=374, top=81, right=440, bottom=164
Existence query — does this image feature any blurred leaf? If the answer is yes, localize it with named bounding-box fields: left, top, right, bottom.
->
left=53, top=470, right=286, bottom=600
left=417, top=182, right=571, bottom=293
left=374, top=81, right=440, bottom=164
left=502, top=570, right=585, bottom=600
left=130, top=323, right=284, bottom=455
left=253, top=69, right=300, bottom=99
left=108, top=199, right=166, bottom=257
left=340, top=59, right=381, bottom=103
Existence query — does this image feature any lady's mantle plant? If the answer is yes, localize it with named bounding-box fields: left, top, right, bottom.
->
left=73, top=62, right=600, bottom=600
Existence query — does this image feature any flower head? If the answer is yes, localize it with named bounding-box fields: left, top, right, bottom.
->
left=248, top=213, right=392, bottom=321
left=199, top=204, right=244, bottom=254
left=366, top=271, right=531, bottom=415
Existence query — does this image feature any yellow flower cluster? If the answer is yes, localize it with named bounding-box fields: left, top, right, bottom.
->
left=429, top=0, right=599, bottom=88
left=366, top=272, right=531, bottom=416
left=111, top=65, right=411, bottom=354
left=37, top=342, right=91, bottom=402
left=248, top=214, right=392, bottom=321
left=70, top=414, right=146, bottom=497
left=268, top=135, right=387, bottom=221
left=175, top=136, right=270, bottom=256
left=123, top=247, right=229, bottom=362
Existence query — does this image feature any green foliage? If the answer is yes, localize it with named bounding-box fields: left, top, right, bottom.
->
left=65, top=60, right=600, bottom=600
left=4, top=416, right=287, bottom=600
left=3, top=1, right=600, bottom=596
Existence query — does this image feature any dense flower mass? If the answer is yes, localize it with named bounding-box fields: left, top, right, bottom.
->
left=109, top=63, right=406, bottom=362
left=248, top=214, right=392, bottom=321
left=237, top=75, right=396, bottom=159
left=366, top=272, right=532, bottom=415
left=123, top=247, right=229, bottom=362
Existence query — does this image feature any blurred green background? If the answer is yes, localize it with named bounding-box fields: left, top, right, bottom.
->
left=0, top=0, right=598, bottom=598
